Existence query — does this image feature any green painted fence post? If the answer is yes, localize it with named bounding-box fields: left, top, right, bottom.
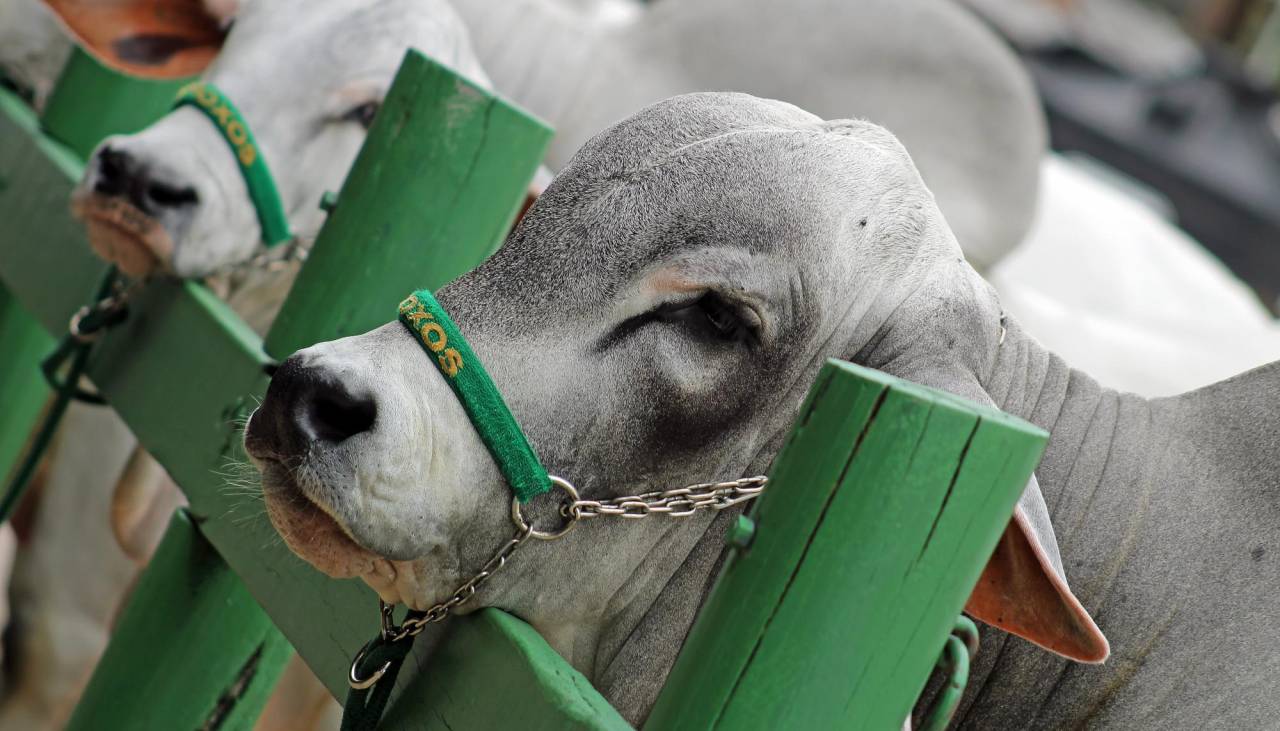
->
left=41, top=47, right=193, bottom=160
left=65, top=510, right=292, bottom=731
left=644, top=360, right=1048, bottom=730
left=263, top=49, right=553, bottom=359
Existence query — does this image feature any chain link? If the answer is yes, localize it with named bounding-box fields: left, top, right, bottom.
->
left=369, top=474, right=768, bottom=647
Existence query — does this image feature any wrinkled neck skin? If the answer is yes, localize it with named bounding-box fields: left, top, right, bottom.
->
left=853, top=264, right=1155, bottom=725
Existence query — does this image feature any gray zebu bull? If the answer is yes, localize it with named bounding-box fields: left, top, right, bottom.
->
left=246, top=94, right=1280, bottom=727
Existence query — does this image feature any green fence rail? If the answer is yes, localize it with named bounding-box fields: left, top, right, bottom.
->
left=0, top=44, right=1047, bottom=731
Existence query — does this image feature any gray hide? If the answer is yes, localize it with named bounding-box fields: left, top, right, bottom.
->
left=246, top=93, right=1280, bottom=727
left=453, top=0, right=1045, bottom=270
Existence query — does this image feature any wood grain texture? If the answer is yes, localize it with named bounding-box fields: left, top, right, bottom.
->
left=645, top=360, right=1047, bottom=731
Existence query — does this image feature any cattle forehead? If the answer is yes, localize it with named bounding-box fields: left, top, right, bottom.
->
left=449, top=94, right=928, bottom=323
left=532, top=97, right=912, bottom=261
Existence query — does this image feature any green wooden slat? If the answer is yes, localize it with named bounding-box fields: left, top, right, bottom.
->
left=263, top=49, right=553, bottom=358
left=0, top=284, right=53, bottom=483
left=66, top=510, right=292, bottom=731
left=645, top=360, right=1047, bottom=730
left=41, top=47, right=193, bottom=160
left=381, top=610, right=632, bottom=731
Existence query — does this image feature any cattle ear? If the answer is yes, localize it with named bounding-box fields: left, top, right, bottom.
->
left=965, top=481, right=1109, bottom=663
left=890, top=363, right=1109, bottom=663
left=43, top=0, right=228, bottom=79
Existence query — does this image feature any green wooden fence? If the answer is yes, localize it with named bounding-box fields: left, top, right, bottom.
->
left=0, top=45, right=1047, bottom=730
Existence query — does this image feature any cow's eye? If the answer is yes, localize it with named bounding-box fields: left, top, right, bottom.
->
left=344, top=101, right=381, bottom=130
left=658, top=292, right=757, bottom=345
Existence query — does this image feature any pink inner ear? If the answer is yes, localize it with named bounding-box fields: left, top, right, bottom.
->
left=513, top=183, right=543, bottom=229
left=965, top=506, right=1110, bottom=663
left=43, top=0, right=226, bottom=78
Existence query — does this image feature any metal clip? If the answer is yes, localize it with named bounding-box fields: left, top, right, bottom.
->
left=348, top=642, right=392, bottom=690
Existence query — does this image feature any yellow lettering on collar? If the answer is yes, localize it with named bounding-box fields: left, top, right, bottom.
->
left=195, top=85, right=218, bottom=107
left=438, top=348, right=464, bottom=377
left=398, top=296, right=422, bottom=316
left=212, top=103, right=234, bottom=128
left=421, top=322, right=448, bottom=352
left=405, top=310, right=434, bottom=326
left=226, top=120, right=248, bottom=147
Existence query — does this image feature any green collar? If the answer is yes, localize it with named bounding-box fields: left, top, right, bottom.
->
left=173, top=81, right=292, bottom=247
left=398, top=289, right=551, bottom=503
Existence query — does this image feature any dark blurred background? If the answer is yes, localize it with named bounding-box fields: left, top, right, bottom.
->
left=962, top=0, right=1280, bottom=313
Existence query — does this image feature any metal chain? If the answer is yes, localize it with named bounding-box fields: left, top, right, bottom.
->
left=245, top=236, right=309, bottom=273
left=205, top=236, right=310, bottom=282
left=369, top=474, right=769, bottom=647
left=379, top=526, right=532, bottom=642
left=68, top=275, right=140, bottom=343
left=565, top=476, right=767, bottom=520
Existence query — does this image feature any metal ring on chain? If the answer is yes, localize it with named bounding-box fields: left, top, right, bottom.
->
left=68, top=301, right=122, bottom=344
left=510, top=475, right=580, bottom=540
left=348, top=644, right=391, bottom=690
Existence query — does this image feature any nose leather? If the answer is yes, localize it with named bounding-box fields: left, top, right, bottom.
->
left=250, top=356, right=378, bottom=458
left=92, top=145, right=199, bottom=216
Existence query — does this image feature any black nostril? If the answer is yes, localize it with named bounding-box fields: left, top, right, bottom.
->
left=93, top=145, right=131, bottom=197
left=146, top=181, right=199, bottom=208
left=250, top=356, right=376, bottom=457
left=302, top=381, right=377, bottom=444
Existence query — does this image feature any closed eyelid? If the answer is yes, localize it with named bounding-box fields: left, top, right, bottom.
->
left=323, top=81, right=385, bottom=118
